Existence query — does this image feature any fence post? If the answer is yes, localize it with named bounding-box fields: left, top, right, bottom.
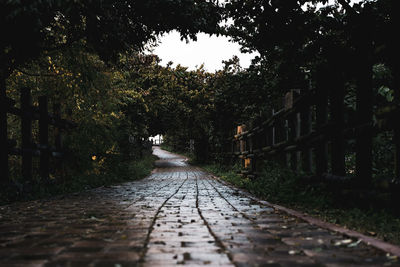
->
left=39, top=96, right=49, bottom=180
left=53, top=103, right=63, bottom=174
left=285, top=91, right=298, bottom=171
left=315, top=70, right=328, bottom=176
left=231, top=137, right=234, bottom=156
left=394, top=73, right=400, bottom=182
left=300, top=89, right=312, bottom=173
left=395, top=128, right=400, bottom=181
left=287, top=114, right=297, bottom=171
left=271, top=109, right=275, bottom=149
left=0, top=75, right=8, bottom=182
left=249, top=133, right=255, bottom=175
left=275, top=117, right=285, bottom=165
left=21, top=87, right=33, bottom=180
left=329, top=70, right=346, bottom=176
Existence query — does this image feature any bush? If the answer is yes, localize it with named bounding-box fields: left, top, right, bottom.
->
left=0, top=153, right=157, bottom=205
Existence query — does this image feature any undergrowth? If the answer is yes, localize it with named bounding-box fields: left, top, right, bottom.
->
left=202, top=161, right=400, bottom=246
left=0, top=153, right=157, bottom=205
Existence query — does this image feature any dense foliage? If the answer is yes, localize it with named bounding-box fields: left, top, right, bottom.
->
left=1, top=0, right=223, bottom=200
left=1, top=0, right=222, bottom=78
left=2, top=0, right=399, bottom=205
left=163, top=0, right=400, bottom=176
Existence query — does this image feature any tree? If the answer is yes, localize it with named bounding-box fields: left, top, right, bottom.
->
left=1, top=0, right=222, bottom=79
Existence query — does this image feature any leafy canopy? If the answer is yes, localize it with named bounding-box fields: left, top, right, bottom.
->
left=1, top=0, right=222, bottom=77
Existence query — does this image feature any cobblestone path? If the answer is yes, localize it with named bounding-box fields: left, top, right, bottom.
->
left=1, top=147, right=399, bottom=266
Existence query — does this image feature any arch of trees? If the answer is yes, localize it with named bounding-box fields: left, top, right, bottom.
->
left=1, top=0, right=399, bottom=201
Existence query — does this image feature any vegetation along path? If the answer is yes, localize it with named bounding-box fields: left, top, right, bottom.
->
left=0, top=147, right=399, bottom=266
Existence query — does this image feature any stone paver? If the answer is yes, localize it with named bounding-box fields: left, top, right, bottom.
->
left=0, top=147, right=399, bottom=266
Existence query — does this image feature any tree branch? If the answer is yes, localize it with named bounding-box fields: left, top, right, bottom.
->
left=15, top=68, right=64, bottom=77
left=336, top=0, right=359, bottom=16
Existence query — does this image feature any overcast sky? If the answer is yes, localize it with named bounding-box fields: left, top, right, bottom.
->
left=152, top=30, right=257, bottom=73
left=152, top=0, right=364, bottom=73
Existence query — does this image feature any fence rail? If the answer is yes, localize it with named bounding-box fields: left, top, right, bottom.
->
left=1, top=87, right=76, bottom=182
left=224, top=86, right=400, bottom=186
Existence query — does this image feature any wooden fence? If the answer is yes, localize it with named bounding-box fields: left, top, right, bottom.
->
left=224, top=82, right=400, bottom=186
left=0, top=87, right=76, bottom=182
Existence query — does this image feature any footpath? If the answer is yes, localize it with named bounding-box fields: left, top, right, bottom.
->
left=0, top=147, right=399, bottom=266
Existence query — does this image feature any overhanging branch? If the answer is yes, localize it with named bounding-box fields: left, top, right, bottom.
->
left=16, top=68, right=64, bottom=77
left=336, top=0, right=359, bottom=16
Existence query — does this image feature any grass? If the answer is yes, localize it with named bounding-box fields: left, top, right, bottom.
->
left=160, top=143, right=195, bottom=162
left=201, top=161, right=400, bottom=246
left=0, top=153, right=157, bottom=205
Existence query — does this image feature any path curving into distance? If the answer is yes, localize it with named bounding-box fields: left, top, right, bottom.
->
left=0, top=146, right=399, bottom=266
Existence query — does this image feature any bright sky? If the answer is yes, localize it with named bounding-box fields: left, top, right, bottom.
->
left=152, top=30, right=257, bottom=73
left=152, top=0, right=363, bottom=73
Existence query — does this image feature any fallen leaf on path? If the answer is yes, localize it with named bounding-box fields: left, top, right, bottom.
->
left=333, top=239, right=353, bottom=246
left=289, top=250, right=300, bottom=255
left=347, top=239, right=362, bottom=248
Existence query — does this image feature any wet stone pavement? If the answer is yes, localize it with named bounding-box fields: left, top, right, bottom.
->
left=1, top=147, right=399, bottom=266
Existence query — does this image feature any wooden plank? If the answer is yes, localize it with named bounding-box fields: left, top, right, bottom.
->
left=284, top=89, right=304, bottom=171
left=330, top=69, right=346, bottom=176
left=54, top=104, right=62, bottom=151
left=300, top=100, right=312, bottom=173
left=315, top=69, right=329, bottom=176
left=0, top=76, right=8, bottom=182
left=275, top=117, right=287, bottom=165
left=395, top=126, right=400, bottom=182
left=262, top=108, right=285, bottom=127
left=394, top=77, right=400, bottom=182
left=21, top=87, right=33, bottom=180
left=39, top=96, right=49, bottom=180
left=288, top=113, right=299, bottom=171
left=53, top=103, right=63, bottom=176
left=282, top=91, right=316, bottom=118
left=262, top=145, right=272, bottom=152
